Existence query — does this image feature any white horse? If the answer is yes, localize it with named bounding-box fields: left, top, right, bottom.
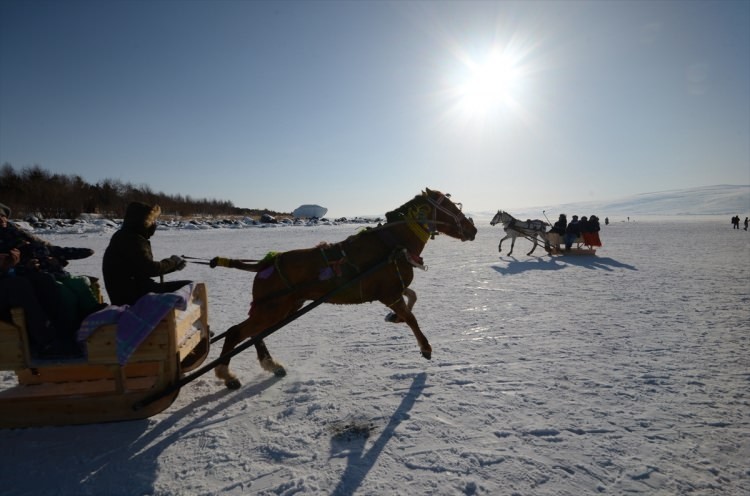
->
left=490, top=210, right=550, bottom=256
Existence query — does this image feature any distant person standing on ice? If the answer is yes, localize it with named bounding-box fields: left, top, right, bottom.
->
left=745, top=217, right=749, bottom=231
left=102, top=202, right=190, bottom=306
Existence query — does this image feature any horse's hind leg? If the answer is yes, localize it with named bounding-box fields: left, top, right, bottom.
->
left=385, top=297, right=432, bottom=359
left=214, top=322, right=245, bottom=390
left=527, top=236, right=538, bottom=256
left=255, top=339, right=286, bottom=377
left=214, top=318, right=286, bottom=390
left=542, top=234, right=551, bottom=253
left=385, top=288, right=417, bottom=323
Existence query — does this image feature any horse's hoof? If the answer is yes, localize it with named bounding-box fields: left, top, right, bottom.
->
left=421, top=351, right=432, bottom=360
left=385, top=312, right=402, bottom=323
left=225, top=378, right=242, bottom=390
left=273, top=366, right=287, bottom=377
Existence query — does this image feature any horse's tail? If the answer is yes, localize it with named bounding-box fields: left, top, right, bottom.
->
left=211, top=252, right=279, bottom=272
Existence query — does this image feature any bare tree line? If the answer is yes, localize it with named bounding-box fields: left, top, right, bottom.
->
left=0, top=163, right=288, bottom=220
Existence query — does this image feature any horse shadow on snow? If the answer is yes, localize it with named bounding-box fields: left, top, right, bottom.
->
left=493, top=255, right=637, bottom=275
left=329, top=372, right=426, bottom=496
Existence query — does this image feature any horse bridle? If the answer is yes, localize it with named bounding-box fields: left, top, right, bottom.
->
left=424, top=193, right=473, bottom=240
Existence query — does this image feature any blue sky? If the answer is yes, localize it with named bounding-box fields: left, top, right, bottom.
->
left=1, top=1, right=748, bottom=218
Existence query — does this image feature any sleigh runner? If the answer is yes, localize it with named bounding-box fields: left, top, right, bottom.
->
left=543, top=232, right=598, bottom=255
left=0, top=283, right=210, bottom=428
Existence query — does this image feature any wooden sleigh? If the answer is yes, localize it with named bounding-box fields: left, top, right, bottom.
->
left=543, top=233, right=599, bottom=256
left=0, top=283, right=210, bottom=429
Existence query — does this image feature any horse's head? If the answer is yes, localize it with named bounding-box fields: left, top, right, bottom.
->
left=490, top=210, right=503, bottom=226
left=490, top=210, right=514, bottom=228
left=421, top=188, right=476, bottom=241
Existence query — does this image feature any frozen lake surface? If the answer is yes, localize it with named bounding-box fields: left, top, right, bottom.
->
left=2, top=217, right=749, bottom=495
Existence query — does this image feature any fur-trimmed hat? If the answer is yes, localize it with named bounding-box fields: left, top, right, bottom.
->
left=123, top=201, right=161, bottom=230
left=0, top=203, right=10, bottom=218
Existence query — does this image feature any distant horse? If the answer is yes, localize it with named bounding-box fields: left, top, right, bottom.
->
left=210, top=188, right=477, bottom=389
left=490, top=210, right=549, bottom=256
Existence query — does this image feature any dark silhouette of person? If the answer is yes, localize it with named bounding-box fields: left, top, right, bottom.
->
left=102, top=202, right=190, bottom=306
left=564, top=215, right=581, bottom=251
left=0, top=203, right=96, bottom=357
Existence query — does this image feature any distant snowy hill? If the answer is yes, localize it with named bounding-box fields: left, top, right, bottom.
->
left=474, top=185, right=750, bottom=219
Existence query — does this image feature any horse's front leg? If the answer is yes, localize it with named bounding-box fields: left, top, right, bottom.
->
left=386, top=297, right=431, bottom=359
left=499, top=233, right=512, bottom=255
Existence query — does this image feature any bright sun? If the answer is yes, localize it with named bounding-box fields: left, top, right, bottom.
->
left=460, top=53, right=518, bottom=113
left=448, top=47, right=527, bottom=123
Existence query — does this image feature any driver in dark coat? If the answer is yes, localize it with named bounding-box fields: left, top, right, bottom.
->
left=102, top=202, right=190, bottom=306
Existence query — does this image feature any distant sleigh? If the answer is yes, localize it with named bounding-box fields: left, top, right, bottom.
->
left=490, top=210, right=602, bottom=256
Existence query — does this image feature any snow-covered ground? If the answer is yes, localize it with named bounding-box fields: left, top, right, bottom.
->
left=2, top=213, right=749, bottom=495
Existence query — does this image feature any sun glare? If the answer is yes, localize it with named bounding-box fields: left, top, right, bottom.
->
left=442, top=43, right=532, bottom=127
left=458, top=51, right=520, bottom=115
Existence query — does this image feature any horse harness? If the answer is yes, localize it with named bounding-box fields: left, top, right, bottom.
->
left=256, top=232, right=425, bottom=307
left=239, top=192, right=464, bottom=307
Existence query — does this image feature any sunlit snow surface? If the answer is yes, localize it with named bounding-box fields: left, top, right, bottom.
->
left=2, top=216, right=749, bottom=495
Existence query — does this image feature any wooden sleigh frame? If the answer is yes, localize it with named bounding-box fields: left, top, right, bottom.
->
left=0, top=283, right=210, bottom=429
left=543, top=233, right=598, bottom=256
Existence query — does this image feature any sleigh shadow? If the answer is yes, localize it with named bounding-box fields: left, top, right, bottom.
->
left=492, top=256, right=566, bottom=275
left=559, top=256, right=637, bottom=272
left=492, top=255, right=637, bottom=275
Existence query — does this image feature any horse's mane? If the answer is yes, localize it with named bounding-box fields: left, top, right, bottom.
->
left=385, top=194, right=422, bottom=223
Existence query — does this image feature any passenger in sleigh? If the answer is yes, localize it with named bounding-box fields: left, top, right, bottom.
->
left=544, top=214, right=567, bottom=253
left=102, top=202, right=190, bottom=306
left=564, top=215, right=581, bottom=251
left=0, top=248, right=67, bottom=356
left=0, top=203, right=100, bottom=357
left=581, top=215, right=602, bottom=247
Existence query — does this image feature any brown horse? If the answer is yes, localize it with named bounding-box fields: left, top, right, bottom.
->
left=210, top=188, right=477, bottom=389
